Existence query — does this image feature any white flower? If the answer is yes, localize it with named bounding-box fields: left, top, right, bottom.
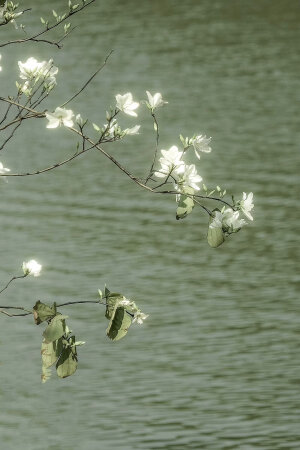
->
left=46, top=107, right=74, bottom=128
left=133, top=311, right=149, bottom=325
left=209, top=211, right=224, bottom=229
left=123, top=125, right=140, bottom=135
left=154, top=145, right=184, bottom=178
left=209, top=208, right=246, bottom=232
left=146, top=91, right=168, bottom=110
left=119, top=298, right=132, bottom=307
left=22, top=260, right=42, bottom=277
left=223, top=208, right=246, bottom=230
left=18, top=57, right=58, bottom=85
left=75, top=114, right=84, bottom=127
left=0, top=161, right=10, bottom=181
left=190, top=135, right=212, bottom=159
left=115, top=93, right=139, bottom=117
left=239, top=192, right=254, bottom=221
left=175, top=163, right=202, bottom=191
left=18, top=57, right=43, bottom=79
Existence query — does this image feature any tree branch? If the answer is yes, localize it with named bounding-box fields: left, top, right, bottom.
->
left=0, top=0, right=96, bottom=48
left=60, top=49, right=114, bottom=108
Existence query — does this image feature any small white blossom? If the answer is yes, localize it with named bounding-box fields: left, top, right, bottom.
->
left=209, top=211, right=224, bottom=229
left=22, top=260, right=42, bottom=277
left=223, top=208, right=246, bottom=230
left=146, top=91, right=168, bottom=110
left=210, top=208, right=246, bottom=232
left=46, top=107, right=74, bottom=129
left=190, top=135, right=212, bottom=159
left=175, top=163, right=202, bottom=191
left=119, top=298, right=131, bottom=307
left=154, top=145, right=184, bottom=178
left=123, top=125, right=140, bottom=135
left=133, top=311, right=149, bottom=325
left=18, top=57, right=58, bottom=86
left=239, top=192, right=254, bottom=221
left=115, top=93, right=139, bottom=117
left=75, top=114, right=86, bottom=127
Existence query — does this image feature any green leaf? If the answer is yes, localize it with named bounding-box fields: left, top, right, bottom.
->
left=43, top=314, right=68, bottom=343
left=56, top=337, right=78, bottom=378
left=176, top=187, right=194, bottom=220
left=105, top=293, right=123, bottom=320
left=33, top=300, right=56, bottom=325
left=106, top=304, right=132, bottom=341
left=41, top=338, right=63, bottom=369
left=207, top=210, right=225, bottom=248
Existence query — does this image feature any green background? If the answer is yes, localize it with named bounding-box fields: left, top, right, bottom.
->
left=0, top=1, right=299, bottom=448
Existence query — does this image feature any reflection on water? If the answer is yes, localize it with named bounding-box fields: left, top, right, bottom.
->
left=0, top=0, right=299, bottom=448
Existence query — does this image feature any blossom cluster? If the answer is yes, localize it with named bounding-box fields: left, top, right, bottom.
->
left=1, top=52, right=255, bottom=244
left=154, top=145, right=203, bottom=197
left=210, top=192, right=254, bottom=233
left=119, top=298, right=149, bottom=325
left=17, top=57, right=58, bottom=95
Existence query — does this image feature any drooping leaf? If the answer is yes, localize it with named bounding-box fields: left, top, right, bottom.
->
left=33, top=300, right=56, bottom=324
left=43, top=314, right=68, bottom=343
left=56, top=337, right=78, bottom=378
left=207, top=210, right=225, bottom=248
left=176, top=187, right=194, bottom=220
left=106, top=304, right=132, bottom=341
left=41, top=337, right=63, bottom=369
left=105, top=293, right=123, bottom=320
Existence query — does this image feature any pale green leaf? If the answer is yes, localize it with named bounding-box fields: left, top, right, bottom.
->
left=56, top=337, right=78, bottom=378
left=33, top=300, right=56, bottom=325
left=176, top=187, right=194, bottom=220
left=207, top=210, right=225, bottom=248
left=106, top=304, right=132, bottom=341
left=43, top=314, right=68, bottom=343
left=41, top=337, right=63, bottom=369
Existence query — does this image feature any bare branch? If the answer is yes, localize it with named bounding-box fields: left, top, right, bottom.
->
left=60, top=49, right=114, bottom=108
left=0, top=0, right=96, bottom=48
left=0, top=274, right=27, bottom=295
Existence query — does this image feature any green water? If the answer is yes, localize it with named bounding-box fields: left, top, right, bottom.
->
left=0, top=1, right=299, bottom=448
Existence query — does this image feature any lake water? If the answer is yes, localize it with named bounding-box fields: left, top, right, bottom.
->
left=0, top=1, right=299, bottom=448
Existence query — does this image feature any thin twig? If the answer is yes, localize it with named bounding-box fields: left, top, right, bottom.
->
left=0, top=0, right=96, bottom=48
left=60, top=49, right=114, bottom=108
left=0, top=274, right=27, bottom=295
left=145, top=111, right=159, bottom=184
left=0, top=121, right=22, bottom=151
left=56, top=300, right=101, bottom=307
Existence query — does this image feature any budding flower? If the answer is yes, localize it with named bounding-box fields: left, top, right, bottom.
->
left=22, top=260, right=42, bottom=277
left=145, top=91, right=168, bottom=111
